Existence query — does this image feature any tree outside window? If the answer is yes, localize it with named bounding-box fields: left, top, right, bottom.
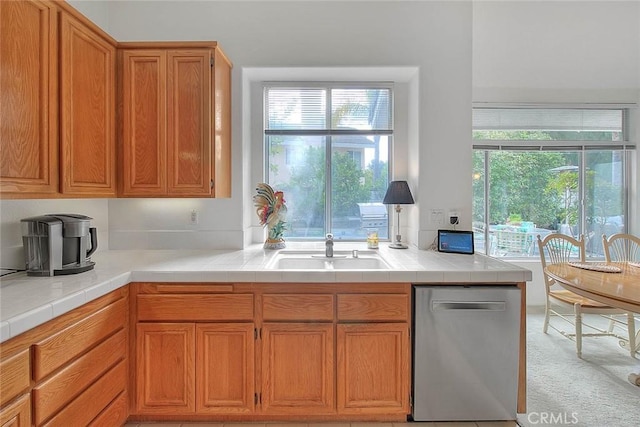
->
left=265, top=85, right=392, bottom=240
left=472, top=108, right=628, bottom=258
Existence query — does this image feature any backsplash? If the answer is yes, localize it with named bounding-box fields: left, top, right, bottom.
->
left=107, top=198, right=244, bottom=250
left=0, top=197, right=246, bottom=270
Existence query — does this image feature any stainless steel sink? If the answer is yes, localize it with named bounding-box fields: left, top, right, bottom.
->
left=266, top=250, right=391, bottom=270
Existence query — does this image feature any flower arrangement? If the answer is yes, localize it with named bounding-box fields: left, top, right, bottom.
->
left=253, top=183, right=287, bottom=249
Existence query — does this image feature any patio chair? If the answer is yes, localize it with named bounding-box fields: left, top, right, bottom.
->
left=495, top=229, right=530, bottom=256
left=602, top=233, right=640, bottom=356
left=537, top=233, right=633, bottom=358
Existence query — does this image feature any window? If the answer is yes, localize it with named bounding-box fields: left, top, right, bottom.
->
left=264, top=84, right=393, bottom=240
left=472, top=107, right=634, bottom=258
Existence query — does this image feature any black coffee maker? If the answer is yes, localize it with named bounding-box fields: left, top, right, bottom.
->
left=21, top=214, right=98, bottom=276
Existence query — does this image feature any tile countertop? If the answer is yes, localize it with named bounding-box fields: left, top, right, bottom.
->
left=0, top=243, right=532, bottom=343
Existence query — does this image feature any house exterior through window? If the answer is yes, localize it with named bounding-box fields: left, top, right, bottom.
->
left=264, top=84, right=393, bottom=241
left=472, top=106, right=634, bottom=259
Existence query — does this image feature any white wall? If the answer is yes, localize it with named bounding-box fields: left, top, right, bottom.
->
left=67, top=0, right=109, bottom=29
left=473, top=0, right=639, bottom=100
left=101, top=0, right=473, bottom=250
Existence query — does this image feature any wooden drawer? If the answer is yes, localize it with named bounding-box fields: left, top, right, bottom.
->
left=33, top=329, right=126, bottom=425
left=41, top=359, right=126, bottom=427
left=137, top=282, right=234, bottom=293
left=33, top=298, right=126, bottom=381
left=0, top=394, right=31, bottom=427
left=262, top=294, right=334, bottom=321
left=0, top=349, right=30, bottom=407
left=337, top=294, right=408, bottom=321
left=87, top=391, right=127, bottom=427
left=137, top=294, right=254, bottom=321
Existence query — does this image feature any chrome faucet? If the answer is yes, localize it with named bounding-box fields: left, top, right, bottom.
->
left=325, top=233, right=334, bottom=257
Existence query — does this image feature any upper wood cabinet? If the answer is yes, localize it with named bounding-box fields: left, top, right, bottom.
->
left=1, top=2, right=230, bottom=199
left=0, top=0, right=117, bottom=198
left=119, top=43, right=232, bottom=197
left=59, top=11, right=116, bottom=196
left=0, top=0, right=58, bottom=196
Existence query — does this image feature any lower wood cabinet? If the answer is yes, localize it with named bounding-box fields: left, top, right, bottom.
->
left=0, top=394, right=31, bottom=427
left=261, top=323, right=334, bottom=415
left=0, top=288, right=128, bottom=427
left=135, top=321, right=255, bottom=415
left=337, top=323, right=409, bottom=415
left=132, top=285, right=256, bottom=417
left=136, top=323, right=195, bottom=414
left=130, top=282, right=411, bottom=421
left=196, top=323, right=255, bottom=414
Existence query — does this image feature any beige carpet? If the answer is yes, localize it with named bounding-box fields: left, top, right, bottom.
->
left=519, top=312, right=640, bottom=427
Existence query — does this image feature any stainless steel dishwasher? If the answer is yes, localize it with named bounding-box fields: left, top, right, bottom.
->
left=412, top=285, right=521, bottom=421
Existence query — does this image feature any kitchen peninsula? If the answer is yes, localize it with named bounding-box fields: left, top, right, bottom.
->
left=0, top=245, right=531, bottom=425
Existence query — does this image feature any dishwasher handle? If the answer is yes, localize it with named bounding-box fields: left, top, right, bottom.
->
left=432, top=301, right=506, bottom=312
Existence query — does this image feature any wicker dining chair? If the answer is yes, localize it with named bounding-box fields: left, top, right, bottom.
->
left=537, top=233, right=633, bottom=358
left=601, top=233, right=639, bottom=356
left=602, top=233, right=640, bottom=264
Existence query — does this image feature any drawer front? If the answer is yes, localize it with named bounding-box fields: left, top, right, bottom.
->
left=337, top=294, right=408, bottom=321
left=0, top=350, right=30, bottom=407
left=137, top=294, right=254, bottom=321
left=33, top=329, right=126, bottom=425
left=87, top=391, right=127, bottom=427
left=33, top=298, right=126, bottom=381
left=137, top=283, right=234, bottom=293
left=0, top=394, right=31, bottom=427
left=41, top=360, right=126, bottom=427
left=262, top=294, right=334, bottom=321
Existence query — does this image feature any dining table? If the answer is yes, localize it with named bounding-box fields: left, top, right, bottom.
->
left=545, top=262, right=640, bottom=386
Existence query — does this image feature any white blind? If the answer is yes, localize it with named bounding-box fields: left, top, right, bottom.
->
left=265, top=86, right=392, bottom=133
left=265, top=88, right=326, bottom=130
left=473, top=108, right=623, bottom=132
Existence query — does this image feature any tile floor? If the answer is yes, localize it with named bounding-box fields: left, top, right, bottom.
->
left=123, top=422, right=518, bottom=427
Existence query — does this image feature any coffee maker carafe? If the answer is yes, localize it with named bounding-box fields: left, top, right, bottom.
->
left=21, top=214, right=97, bottom=276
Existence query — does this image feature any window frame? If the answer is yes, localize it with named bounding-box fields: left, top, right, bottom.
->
left=263, top=82, right=395, bottom=241
left=472, top=105, right=634, bottom=259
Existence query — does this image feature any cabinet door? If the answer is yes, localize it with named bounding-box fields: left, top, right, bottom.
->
left=136, top=323, right=195, bottom=414
left=167, top=50, right=212, bottom=195
left=0, top=0, right=57, bottom=195
left=261, top=323, right=334, bottom=414
left=337, top=323, right=409, bottom=415
left=196, top=323, right=254, bottom=413
left=120, top=50, right=167, bottom=196
left=59, top=12, right=115, bottom=195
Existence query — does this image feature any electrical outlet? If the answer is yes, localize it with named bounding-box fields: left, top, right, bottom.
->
left=430, top=209, right=444, bottom=225
left=190, top=209, right=199, bottom=225
left=449, top=210, right=459, bottom=225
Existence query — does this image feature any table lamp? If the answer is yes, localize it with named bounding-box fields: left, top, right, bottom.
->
left=382, top=180, right=414, bottom=249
